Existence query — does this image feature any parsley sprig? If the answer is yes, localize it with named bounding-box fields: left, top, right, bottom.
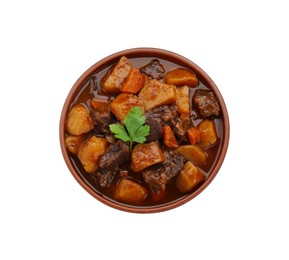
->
left=109, top=106, right=150, bottom=150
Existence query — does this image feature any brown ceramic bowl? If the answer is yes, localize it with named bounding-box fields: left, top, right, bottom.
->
left=59, top=48, right=229, bottom=213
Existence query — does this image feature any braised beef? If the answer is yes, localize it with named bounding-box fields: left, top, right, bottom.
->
left=96, top=141, right=130, bottom=187
left=145, top=111, right=163, bottom=142
left=140, top=59, right=165, bottom=80
left=142, top=150, right=185, bottom=192
left=95, top=171, right=115, bottom=188
left=193, top=89, right=220, bottom=118
left=146, top=105, right=192, bottom=143
left=172, top=114, right=192, bottom=143
left=91, top=103, right=115, bottom=135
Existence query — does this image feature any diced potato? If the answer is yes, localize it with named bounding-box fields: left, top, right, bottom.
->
left=120, top=67, right=144, bottom=94
left=138, top=79, right=176, bottom=111
left=101, top=56, right=132, bottom=93
left=176, top=85, right=190, bottom=115
left=187, top=127, right=201, bottom=145
left=165, top=68, right=198, bottom=87
left=176, top=145, right=207, bottom=166
left=131, top=142, right=165, bottom=172
left=109, top=93, right=144, bottom=121
left=176, top=161, right=206, bottom=193
left=65, top=134, right=87, bottom=155
left=197, top=119, right=218, bottom=148
left=114, top=178, right=147, bottom=205
left=66, top=104, right=94, bottom=136
left=77, top=136, right=108, bottom=173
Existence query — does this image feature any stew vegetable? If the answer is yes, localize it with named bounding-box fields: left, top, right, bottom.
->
left=65, top=56, right=223, bottom=206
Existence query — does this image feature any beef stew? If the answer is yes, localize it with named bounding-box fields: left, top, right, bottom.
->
left=61, top=51, right=228, bottom=211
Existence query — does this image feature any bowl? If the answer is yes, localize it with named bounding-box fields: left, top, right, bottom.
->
left=59, top=48, right=229, bottom=213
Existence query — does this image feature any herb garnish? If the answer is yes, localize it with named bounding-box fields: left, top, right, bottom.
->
left=109, top=106, right=150, bottom=150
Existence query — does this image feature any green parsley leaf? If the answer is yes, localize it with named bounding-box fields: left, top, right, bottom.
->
left=109, top=106, right=150, bottom=150
left=109, top=124, right=130, bottom=142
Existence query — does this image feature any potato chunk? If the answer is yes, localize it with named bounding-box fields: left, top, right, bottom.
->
left=197, top=119, right=218, bottom=148
left=176, top=161, right=206, bottom=193
left=138, top=79, right=176, bottom=111
left=77, top=136, right=108, bottom=173
left=109, top=93, right=144, bottom=121
left=101, top=56, right=132, bottom=93
left=66, top=104, right=94, bottom=135
left=176, top=145, right=207, bottom=166
left=114, top=178, right=147, bottom=205
left=65, top=134, right=87, bottom=155
left=131, top=142, right=165, bottom=172
left=176, top=85, right=190, bottom=115
left=165, top=68, right=198, bottom=87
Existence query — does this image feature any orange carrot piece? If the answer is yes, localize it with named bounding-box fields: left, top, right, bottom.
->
left=163, top=125, right=179, bottom=148
left=187, top=127, right=201, bottom=145
left=120, top=68, right=144, bottom=94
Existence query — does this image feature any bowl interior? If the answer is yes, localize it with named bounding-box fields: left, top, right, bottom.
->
left=60, top=48, right=230, bottom=213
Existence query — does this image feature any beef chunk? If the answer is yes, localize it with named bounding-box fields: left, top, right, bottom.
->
left=153, top=105, right=178, bottom=123
left=144, top=105, right=177, bottom=141
left=96, top=141, right=130, bottom=187
left=91, top=103, right=115, bottom=135
left=140, top=59, right=165, bottom=80
left=142, top=150, right=185, bottom=192
left=145, top=111, right=163, bottom=142
left=193, top=89, right=220, bottom=118
left=145, top=105, right=192, bottom=143
left=172, top=114, right=192, bottom=143
left=95, top=172, right=115, bottom=189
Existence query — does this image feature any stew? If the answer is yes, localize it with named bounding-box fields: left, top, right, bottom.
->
left=65, top=56, right=223, bottom=207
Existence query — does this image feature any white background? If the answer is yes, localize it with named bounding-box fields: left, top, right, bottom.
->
left=1, top=0, right=288, bottom=259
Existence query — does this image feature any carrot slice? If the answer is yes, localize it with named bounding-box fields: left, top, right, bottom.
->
left=163, top=125, right=179, bottom=148
left=187, top=127, right=201, bottom=145
left=120, top=68, right=144, bottom=94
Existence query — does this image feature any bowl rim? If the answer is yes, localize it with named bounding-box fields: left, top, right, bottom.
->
left=59, top=47, right=230, bottom=213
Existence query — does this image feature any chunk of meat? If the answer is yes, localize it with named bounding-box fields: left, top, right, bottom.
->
left=138, top=79, right=176, bottom=111
left=150, top=105, right=178, bottom=123
left=101, top=56, right=132, bottom=93
left=66, top=104, right=94, bottom=135
left=144, top=110, right=163, bottom=142
left=77, top=136, right=108, bottom=173
left=165, top=68, right=198, bottom=87
left=96, top=141, right=130, bottom=188
left=140, top=59, right=165, bottom=80
left=90, top=102, right=115, bottom=135
left=144, top=105, right=192, bottom=143
left=142, top=150, right=185, bottom=192
left=131, top=142, right=165, bottom=172
left=176, top=161, right=206, bottom=193
left=114, top=178, right=147, bottom=205
left=192, top=89, right=220, bottom=118
left=172, top=113, right=192, bottom=143
left=109, top=93, right=144, bottom=121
